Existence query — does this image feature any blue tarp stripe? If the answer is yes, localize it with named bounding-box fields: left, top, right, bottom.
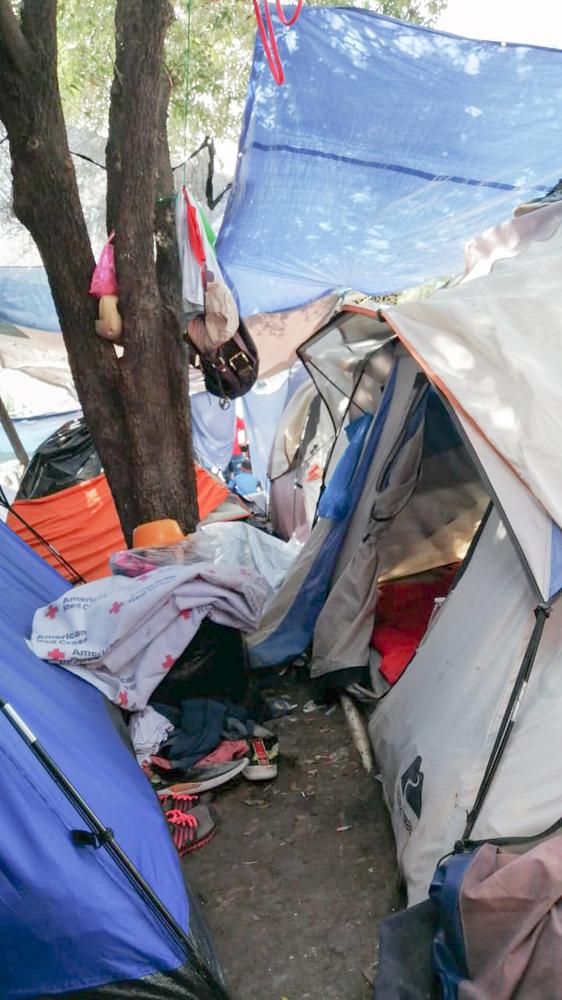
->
left=246, top=143, right=547, bottom=194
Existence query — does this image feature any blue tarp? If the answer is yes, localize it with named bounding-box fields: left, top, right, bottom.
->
left=0, top=266, right=60, bottom=332
left=0, top=409, right=81, bottom=464
left=0, top=522, right=192, bottom=996
left=217, top=8, right=562, bottom=315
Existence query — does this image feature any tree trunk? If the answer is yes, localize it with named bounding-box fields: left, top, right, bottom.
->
left=0, top=0, right=198, bottom=545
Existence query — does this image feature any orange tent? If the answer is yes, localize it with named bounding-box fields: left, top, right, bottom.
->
left=8, top=466, right=246, bottom=582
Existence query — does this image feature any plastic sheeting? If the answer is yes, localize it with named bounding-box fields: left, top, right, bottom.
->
left=218, top=9, right=562, bottom=315
left=0, top=266, right=59, bottom=331
left=199, top=520, right=301, bottom=606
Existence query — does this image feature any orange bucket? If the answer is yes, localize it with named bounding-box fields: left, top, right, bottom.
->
left=132, top=519, right=185, bottom=548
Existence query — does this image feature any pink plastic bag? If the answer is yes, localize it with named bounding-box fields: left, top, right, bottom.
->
left=89, top=233, right=118, bottom=298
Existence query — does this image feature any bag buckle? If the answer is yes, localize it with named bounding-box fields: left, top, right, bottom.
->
left=228, top=350, right=250, bottom=373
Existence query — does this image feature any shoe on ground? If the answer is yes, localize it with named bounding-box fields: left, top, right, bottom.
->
left=163, top=802, right=217, bottom=856
left=243, top=734, right=279, bottom=781
left=156, top=757, right=249, bottom=795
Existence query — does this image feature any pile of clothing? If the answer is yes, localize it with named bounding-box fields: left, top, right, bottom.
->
left=132, top=700, right=279, bottom=854
left=29, top=538, right=283, bottom=856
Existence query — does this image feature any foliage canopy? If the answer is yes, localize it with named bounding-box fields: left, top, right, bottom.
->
left=56, top=0, right=447, bottom=155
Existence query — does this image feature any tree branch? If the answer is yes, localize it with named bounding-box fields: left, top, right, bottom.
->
left=0, top=0, right=29, bottom=74
left=19, top=0, right=57, bottom=56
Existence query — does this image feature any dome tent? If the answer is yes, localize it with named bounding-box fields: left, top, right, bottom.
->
left=0, top=518, right=228, bottom=998
left=249, top=200, right=562, bottom=903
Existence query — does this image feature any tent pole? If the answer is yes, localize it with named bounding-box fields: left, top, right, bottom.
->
left=460, top=604, right=550, bottom=844
left=0, top=696, right=231, bottom=999
left=0, top=395, right=28, bottom=467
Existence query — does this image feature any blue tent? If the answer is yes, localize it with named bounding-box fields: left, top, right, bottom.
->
left=0, top=521, right=225, bottom=998
left=217, top=8, right=562, bottom=315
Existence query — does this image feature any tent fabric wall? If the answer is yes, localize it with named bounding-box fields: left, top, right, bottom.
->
left=0, top=521, right=202, bottom=996
left=269, top=383, right=335, bottom=541
left=309, top=356, right=427, bottom=680
left=384, top=200, right=562, bottom=547
left=248, top=356, right=403, bottom=668
left=369, top=509, right=537, bottom=904
left=217, top=8, right=562, bottom=316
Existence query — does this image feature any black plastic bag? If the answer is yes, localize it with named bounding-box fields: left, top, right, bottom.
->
left=17, top=417, right=101, bottom=500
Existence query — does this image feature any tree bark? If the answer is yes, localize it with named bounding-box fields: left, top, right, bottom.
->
left=0, top=0, right=198, bottom=544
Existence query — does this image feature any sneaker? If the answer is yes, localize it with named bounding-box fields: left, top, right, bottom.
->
left=243, top=734, right=279, bottom=781
left=154, top=757, right=249, bottom=795
left=163, top=802, right=217, bottom=855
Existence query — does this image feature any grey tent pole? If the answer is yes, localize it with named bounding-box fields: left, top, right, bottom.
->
left=0, top=396, right=28, bottom=467
left=0, top=696, right=231, bottom=999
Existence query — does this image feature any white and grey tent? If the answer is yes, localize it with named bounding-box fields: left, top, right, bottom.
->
left=250, top=199, right=562, bottom=903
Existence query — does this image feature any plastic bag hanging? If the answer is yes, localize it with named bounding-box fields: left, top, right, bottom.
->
left=90, top=232, right=122, bottom=342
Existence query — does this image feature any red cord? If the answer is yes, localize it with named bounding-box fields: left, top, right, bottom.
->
left=253, top=0, right=284, bottom=85
left=275, top=0, right=302, bottom=27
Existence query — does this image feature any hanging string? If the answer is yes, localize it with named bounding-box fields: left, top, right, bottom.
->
left=182, top=0, right=193, bottom=185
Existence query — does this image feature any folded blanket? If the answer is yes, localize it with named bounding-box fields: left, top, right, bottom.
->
left=29, top=562, right=267, bottom=710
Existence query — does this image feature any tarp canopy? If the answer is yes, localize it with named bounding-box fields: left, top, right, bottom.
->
left=217, top=8, right=562, bottom=315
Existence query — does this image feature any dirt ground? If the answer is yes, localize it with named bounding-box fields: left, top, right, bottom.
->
left=186, top=683, right=400, bottom=1000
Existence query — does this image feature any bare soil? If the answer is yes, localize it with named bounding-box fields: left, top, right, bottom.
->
left=186, top=685, right=400, bottom=1000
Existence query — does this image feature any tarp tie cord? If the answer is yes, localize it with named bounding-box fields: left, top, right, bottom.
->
left=253, top=1, right=303, bottom=85
left=460, top=603, right=551, bottom=845
left=275, top=0, right=303, bottom=27
left=253, top=0, right=285, bottom=85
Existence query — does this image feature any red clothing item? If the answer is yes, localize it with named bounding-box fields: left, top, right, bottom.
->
left=371, top=566, right=458, bottom=685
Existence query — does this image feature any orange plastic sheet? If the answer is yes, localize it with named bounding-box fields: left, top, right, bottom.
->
left=8, top=467, right=246, bottom=583
left=8, top=475, right=125, bottom=582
